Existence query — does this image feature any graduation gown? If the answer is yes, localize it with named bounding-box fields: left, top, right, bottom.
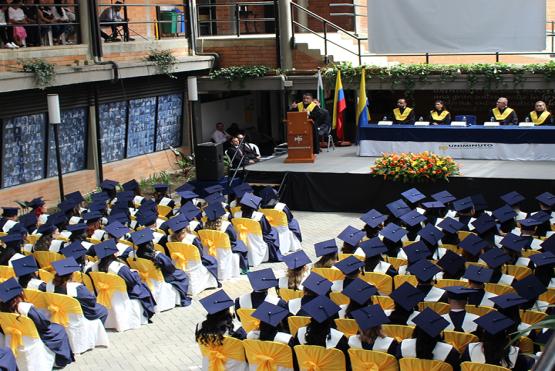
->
left=417, top=284, right=447, bottom=302
left=0, top=347, right=17, bottom=371
left=348, top=335, right=398, bottom=356
left=177, top=233, right=220, bottom=283
left=235, top=210, right=283, bottom=262
left=274, top=202, right=302, bottom=242
left=20, top=276, right=47, bottom=292
left=247, top=330, right=294, bottom=347
left=234, top=291, right=287, bottom=311
left=467, top=288, right=495, bottom=307
left=442, top=310, right=479, bottom=333
left=47, top=282, right=108, bottom=323
left=153, top=252, right=191, bottom=307
left=287, top=296, right=313, bottom=316
left=398, top=339, right=460, bottom=370
left=17, top=302, right=75, bottom=368
left=462, top=343, right=529, bottom=371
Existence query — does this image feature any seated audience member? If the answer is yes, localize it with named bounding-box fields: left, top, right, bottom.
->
left=226, top=122, right=240, bottom=137
left=359, top=209, right=387, bottom=240
left=0, top=207, right=18, bottom=231
left=0, top=233, right=26, bottom=266
left=392, top=98, right=415, bottom=124
left=8, top=0, right=28, bottom=47
left=0, top=278, right=75, bottom=368
left=237, top=133, right=260, bottom=162
left=313, top=239, right=339, bottom=268
left=397, top=308, right=460, bottom=370
left=33, top=223, right=59, bottom=252
left=526, top=100, right=553, bottom=126
left=211, top=122, right=231, bottom=145
left=279, top=250, right=311, bottom=290
left=463, top=311, right=531, bottom=371
left=228, top=136, right=255, bottom=168
left=338, top=226, right=364, bottom=254
left=1, top=4, right=18, bottom=49
left=359, top=238, right=398, bottom=276
left=288, top=272, right=331, bottom=316
left=235, top=268, right=287, bottom=311
left=341, top=278, right=377, bottom=319
left=12, top=255, right=47, bottom=291
left=290, top=92, right=321, bottom=154
left=248, top=302, right=294, bottom=346
left=429, top=100, right=451, bottom=125
left=196, top=290, right=246, bottom=344
left=99, top=1, right=133, bottom=42
left=441, top=286, right=479, bottom=333
left=490, top=97, right=518, bottom=125
left=259, top=186, right=302, bottom=241
left=349, top=304, right=398, bottom=356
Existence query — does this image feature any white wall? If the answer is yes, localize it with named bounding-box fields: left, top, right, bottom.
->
left=200, top=94, right=257, bottom=142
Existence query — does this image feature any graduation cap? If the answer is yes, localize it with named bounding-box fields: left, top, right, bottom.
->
left=47, top=213, right=67, bottom=228
left=412, top=308, right=450, bottom=337
left=452, top=197, right=474, bottom=212
left=60, top=241, right=87, bottom=259
left=7, top=224, right=26, bottom=238
left=83, top=211, right=103, bottom=223
left=179, top=202, right=201, bottom=219
left=401, top=188, right=426, bottom=204
left=314, top=239, right=338, bottom=257
left=380, top=223, right=407, bottom=243
left=302, top=295, right=340, bottom=323
left=359, top=238, right=388, bottom=258
left=105, top=221, right=130, bottom=239
left=0, top=278, right=23, bottom=303
left=107, top=212, right=129, bottom=226
left=437, top=250, right=466, bottom=277
left=399, top=209, right=427, bottom=228
left=403, top=241, right=432, bottom=263
left=408, top=259, right=441, bottom=282
left=240, top=193, right=262, bottom=210
left=130, top=228, right=154, bottom=246
left=386, top=199, right=411, bottom=218
left=334, top=255, right=364, bottom=275
left=541, top=234, right=555, bottom=254
left=431, top=190, right=456, bottom=204
left=531, top=211, right=551, bottom=223
left=520, top=218, right=543, bottom=229
left=489, top=293, right=528, bottom=309
left=37, top=223, right=57, bottom=235
left=536, top=192, right=555, bottom=207
left=463, top=265, right=494, bottom=283
left=421, top=201, right=445, bottom=210
left=95, top=239, right=119, bottom=259
left=258, top=187, right=278, bottom=205
left=351, top=304, right=390, bottom=331
left=58, top=199, right=77, bottom=214
left=341, top=278, right=378, bottom=305
left=167, top=215, right=189, bottom=233
left=499, top=233, right=532, bottom=253
left=493, top=205, right=517, bottom=223
left=530, top=251, right=555, bottom=267
left=204, top=203, right=226, bottom=221
left=418, top=224, right=444, bottom=245
left=247, top=268, right=279, bottom=291
left=251, top=301, right=290, bottom=327
left=122, top=179, right=139, bottom=192
left=390, top=282, right=425, bottom=311
left=480, top=248, right=511, bottom=269
left=474, top=311, right=514, bottom=335
left=18, top=213, right=38, bottom=232
left=177, top=190, right=199, bottom=201
left=11, top=255, right=39, bottom=277
left=65, top=191, right=84, bottom=204
left=232, top=183, right=253, bottom=199
left=91, top=192, right=110, bottom=203
left=471, top=214, right=497, bottom=234
left=0, top=234, right=24, bottom=247
left=52, top=257, right=81, bottom=276
left=67, top=223, right=87, bottom=234
left=200, top=290, right=234, bottom=315
left=470, top=194, right=488, bottom=212
left=153, top=184, right=169, bottom=193
left=513, top=275, right=546, bottom=301
left=1, top=207, right=18, bottom=218
left=115, top=191, right=135, bottom=203
left=205, top=193, right=224, bottom=205
left=302, top=272, right=333, bottom=296
left=100, top=179, right=119, bottom=191
left=444, top=286, right=478, bottom=301
left=437, top=217, right=464, bottom=234
left=175, top=182, right=195, bottom=193
left=337, top=226, right=364, bottom=246
left=204, top=184, right=224, bottom=195
left=500, top=191, right=525, bottom=207
left=360, top=209, right=387, bottom=228
left=283, top=250, right=311, bottom=270
left=136, top=211, right=158, bottom=227
left=459, top=234, right=488, bottom=256
left=27, top=197, right=45, bottom=209
left=88, top=201, right=108, bottom=213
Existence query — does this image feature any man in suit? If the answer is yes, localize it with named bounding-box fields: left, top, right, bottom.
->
left=290, top=93, right=321, bottom=154
left=227, top=137, right=254, bottom=168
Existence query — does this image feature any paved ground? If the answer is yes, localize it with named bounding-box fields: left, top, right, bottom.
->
left=66, top=211, right=362, bottom=371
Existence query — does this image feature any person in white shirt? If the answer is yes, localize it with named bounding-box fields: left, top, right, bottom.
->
left=8, top=0, right=28, bottom=47
left=1, top=5, right=19, bottom=49
left=99, top=1, right=133, bottom=42
left=211, top=122, right=231, bottom=145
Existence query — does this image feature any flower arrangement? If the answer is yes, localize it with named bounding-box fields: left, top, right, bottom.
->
left=371, top=151, right=460, bottom=182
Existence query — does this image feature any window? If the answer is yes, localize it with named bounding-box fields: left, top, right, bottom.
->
left=47, top=108, right=88, bottom=177
left=127, top=97, right=156, bottom=157
left=156, top=94, right=183, bottom=151
left=99, top=101, right=127, bottom=163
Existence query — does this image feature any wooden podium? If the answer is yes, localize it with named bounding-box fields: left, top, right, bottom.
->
left=284, top=111, right=315, bottom=163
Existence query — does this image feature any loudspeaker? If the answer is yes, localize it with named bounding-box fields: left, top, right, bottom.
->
left=195, top=142, right=224, bottom=181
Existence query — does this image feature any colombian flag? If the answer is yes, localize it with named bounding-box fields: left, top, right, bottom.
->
left=356, top=67, right=370, bottom=127
left=332, top=71, right=346, bottom=141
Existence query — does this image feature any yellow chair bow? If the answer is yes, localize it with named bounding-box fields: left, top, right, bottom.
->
left=172, top=252, right=187, bottom=269
left=304, top=361, right=321, bottom=371
left=96, top=282, right=112, bottom=309
left=361, top=361, right=380, bottom=371
left=5, top=326, right=22, bottom=354
left=238, top=225, right=249, bottom=243
left=207, top=349, right=227, bottom=371
left=254, top=354, right=276, bottom=371
left=48, top=304, right=69, bottom=327
left=205, top=239, right=216, bottom=257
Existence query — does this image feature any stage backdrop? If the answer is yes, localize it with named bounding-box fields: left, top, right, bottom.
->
left=367, top=0, right=546, bottom=53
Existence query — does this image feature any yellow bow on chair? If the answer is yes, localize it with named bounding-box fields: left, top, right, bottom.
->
left=254, top=354, right=276, bottom=371
left=138, top=271, right=154, bottom=290
left=172, top=252, right=187, bottom=270
left=238, top=225, right=249, bottom=243
left=5, top=326, right=22, bottom=355
left=95, top=282, right=112, bottom=309
left=361, top=361, right=380, bottom=371
left=207, top=349, right=227, bottom=371
left=48, top=304, right=70, bottom=327
left=303, top=360, right=321, bottom=371
left=205, top=239, right=216, bottom=257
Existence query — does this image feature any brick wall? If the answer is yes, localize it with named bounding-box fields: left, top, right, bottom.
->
left=306, top=0, right=354, bottom=32
left=0, top=146, right=189, bottom=208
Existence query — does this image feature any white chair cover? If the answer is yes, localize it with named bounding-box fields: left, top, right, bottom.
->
left=104, top=291, right=148, bottom=332
left=202, top=356, right=248, bottom=371
left=275, top=225, right=301, bottom=255
left=3, top=335, right=55, bottom=371
left=65, top=313, right=109, bottom=354
left=149, top=279, right=180, bottom=313
left=185, top=261, right=219, bottom=296
left=245, top=233, right=269, bottom=267
left=216, top=247, right=241, bottom=280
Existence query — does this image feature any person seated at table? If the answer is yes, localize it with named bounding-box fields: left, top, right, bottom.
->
left=99, top=1, right=133, bottom=42
left=428, top=100, right=451, bottom=125
left=525, top=101, right=553, bottom=126
left=490, top=97, right=518, bottom=125
left=392, top=98, right=415, bottom=125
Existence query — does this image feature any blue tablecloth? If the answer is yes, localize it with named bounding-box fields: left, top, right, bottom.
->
left=358, top=123, right=555, bottom=144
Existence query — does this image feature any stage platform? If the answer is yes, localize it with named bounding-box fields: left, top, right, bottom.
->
left=244, top=147, right=555, bottom=213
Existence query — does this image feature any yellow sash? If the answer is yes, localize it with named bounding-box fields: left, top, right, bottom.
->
left=297, top=102, right=316, bottom=113
left=393, top=107, right=412, bottom=121
left=492, top=107, right=514, bottom=121
left=430, top=110, right=449, bottom=122
left=530, top=110, right=550, bottom=125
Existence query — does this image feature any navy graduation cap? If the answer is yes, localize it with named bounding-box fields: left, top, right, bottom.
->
left=408, top=259, right=441, bottom=282
left=401, top=188, right=426, bottom=204
left=52, top=257, right=81, bottom=276
left=200, top=290, right=234, bottom=315
left=351, top=304, right=390, bottom=331
left=359, top=237, right=387, bottom=258
left=283, top=250, right=311, bottom=270
left=403, top=241, right=432, bottom=263
left=492, top=205, right=517, bottom=223
left=390, top=282, right=425, bottom=311
left=0, top=278, right=23, bottom=303
left=334, top=255, right=364, bottom=275
left=386, top=199, right=411, bottom=218
left=437, top=250, right=466, bottom=276
left=240, top=193, right=262, bottom=210
left=474, top=311, right=514, bottom=335
left=247, top=268, right=279, bottom=291
left=11, top=255, right=39, bottom=277
left=337, top=226, right=365, bottom=246
left=459, top=234, right=488, bottom=256
left=399, top=209, right=427, bottom=228
left=417, top=224, right=444, bottom=245
left=536, top=192, right=555, bottom=207
left=95, top=239, right=119, bottom=259
left=500, top=233, right=532, bottom=253
left=500, top=191, right=525, bottom=206
left=480, top=248, right=511, bottom=269
left=452, top=197, right=474, bottom=212
left=360, top=209, right=387, bottom=228
left=471, top=214, right=497, bottom=234
left=302, top=295, right=340, bottom=323
left=437, top=217, right=464, bottom=234
left=251, top=301, right=289, bottom=327
left=341, top=277, right=377, bottom=305
left=302, top=272, right=333, bottom=296
left=380, top=222, right=407, bottom=243
left=463, top=265, right=493, bottom=283
left=105, top=221, right=130, bottom=239
left=431, top=190, right=456, bottom=204
left=100, top=179, right=119, bottom=191
left=60, top=241, right=87, bottom=259
left=513, top=275, right=546, bottom=301
left=412, top=308, right=450, bottom=337
left=314, top=239, right=338, bottom=257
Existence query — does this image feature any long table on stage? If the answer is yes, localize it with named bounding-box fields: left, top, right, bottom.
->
left=357, top=123, right=555, bottom=161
